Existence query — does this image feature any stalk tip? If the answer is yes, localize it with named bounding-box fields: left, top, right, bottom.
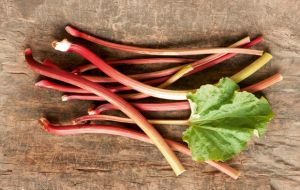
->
left=65, top=25, right=80, bottom=37
left=88, top=105, right=96, bottom=115
left=61, top=95, right=68, bottom=101
left=38, top=117, right=50, bottom=131
left=88, top=109, right=96, bottom=115
left=24, top=48, right=32, bottom=55
left=263, top=52, right=273, bottom=59
left=52, top=39, right=71, bottom=52
left=35, top=80, right=46, bottom=87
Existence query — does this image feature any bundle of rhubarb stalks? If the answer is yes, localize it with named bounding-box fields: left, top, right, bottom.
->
left=25, top=25, right=282, bottom=179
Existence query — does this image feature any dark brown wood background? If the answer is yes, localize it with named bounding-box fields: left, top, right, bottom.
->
left=0, top=0, right=299, bottom=189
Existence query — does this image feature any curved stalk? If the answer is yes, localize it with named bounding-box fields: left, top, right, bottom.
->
left=53, top=40, right=270, bottom=100
left=43, top=59, right=60, bottom=69
left=90, top=73, right=282, bottom=114
left=73, top=36, right=261, bottom=85
left=72, top=37, right=250, bottom=74
left=25, top=49, right=185, bottom=176
left=111, top=52, right=273, bottom=100
left=231, top=53, right=273, bottom=83
left=40, top=118, right=240, bottom=179
left=187, top=36, right=264, bottom=75
left=66, top=25, right=262, bottom=56
left=53, top=40, right=189, bottom=100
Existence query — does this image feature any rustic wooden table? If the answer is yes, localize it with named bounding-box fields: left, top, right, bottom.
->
left=0, top=0, right=299, bottom=189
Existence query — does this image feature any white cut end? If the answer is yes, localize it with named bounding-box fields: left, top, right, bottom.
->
left=52, top=39, right=71, bottom=52
left=61, top=95, right=68, bottom=101
left=88, top=110, right=96, bottom=115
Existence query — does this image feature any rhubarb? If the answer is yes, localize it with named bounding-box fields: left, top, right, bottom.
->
left=53, top=39, right=271, bottom=100
left=24, top=49, right=185, bottom=176
left=40, top=118, right=240, bottom=179
left=66, top=25, right=263, bottom=56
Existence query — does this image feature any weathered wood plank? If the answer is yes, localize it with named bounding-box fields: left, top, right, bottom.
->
left=0, top=0, right=299, bottom=189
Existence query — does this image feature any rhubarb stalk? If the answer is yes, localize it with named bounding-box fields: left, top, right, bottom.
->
left=40, top=118, right=240, bottom=179
left=53, top=40, right=270, bottom=100
left=24, top=49, right=185, bottom=176
left=60, top=51, right=273, bottom=102
left=89, top=73, right=282, bottom=115
left=65, top=25, right=263, bottom=56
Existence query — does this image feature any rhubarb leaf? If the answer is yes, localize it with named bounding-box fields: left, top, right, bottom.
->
left=183, top=78, right=273, bottom=161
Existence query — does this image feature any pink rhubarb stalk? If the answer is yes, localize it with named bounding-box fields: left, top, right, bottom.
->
left=89, top=73, right=282, bottom=114
left=40, top=118, right=240, bottom=179
left=24, top=49, right=185, bottom=176
left=53, top=39, right=190, bottom=100
left=65, top=25, right=263, bottom=56
left=241, top=73, right=283, bottom=93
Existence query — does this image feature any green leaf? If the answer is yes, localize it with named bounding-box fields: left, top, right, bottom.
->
left=183, top=78, right=273, bottom=161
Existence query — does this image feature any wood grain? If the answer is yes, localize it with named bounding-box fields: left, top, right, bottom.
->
left=0, top=0, right=299, bottom=189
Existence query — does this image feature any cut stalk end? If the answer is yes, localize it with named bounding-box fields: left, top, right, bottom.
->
left=230, top=52, right=272, bottom=83
left=88, top=105, right=97, bottom=115
left=38, top=117, right=50, bottom=131
left=65, top=25, right=81, bottom=37
left=61, top=95, right=69, bottom=101
left=52, top=39, right=71, bottom=52
left=35, top=80, right=50, bottom=87
left=24, top=48, right=32, bottom=56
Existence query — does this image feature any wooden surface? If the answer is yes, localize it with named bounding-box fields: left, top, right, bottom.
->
left=0, top=0, right=299, bottom=189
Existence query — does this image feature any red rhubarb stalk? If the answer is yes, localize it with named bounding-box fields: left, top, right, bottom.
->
left=53, top=40, right=190, bottom=100
left=40, top=118, right=240, bottom=179
left=24, top=49, right=185, bottom=176
left=73, top=36, right=251, bottom=82
left=129, top=36, right=263, bottom=94
left=89, top=73, right=282, bottom=114
left=59, top=52, right=272, bottom=102
left=42, top=59, right=60, bottom=69
left=76, top=36, right=262, bottom=100
left=241, top=73, right=283, bottom=93
left=53, top=40, right=270, bottom=100
left=72, top=37, right=250, bottom=74
left=65, top=25, right=263, bottom=56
